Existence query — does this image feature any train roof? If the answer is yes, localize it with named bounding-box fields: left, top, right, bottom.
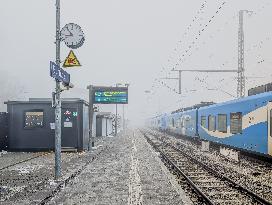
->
left=199, top=91, right=272, bottom=110
left=171, top=101, right=215, bottom=114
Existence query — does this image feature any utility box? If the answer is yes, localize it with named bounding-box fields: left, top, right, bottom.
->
left=0, top=112, right=8, bottom=150
left=96, top=112, right=113, bottom=137
left=5, top=98, right=89, bottom=152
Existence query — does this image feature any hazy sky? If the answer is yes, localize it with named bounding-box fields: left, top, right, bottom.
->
left=1, top=0, right=272, bottom=125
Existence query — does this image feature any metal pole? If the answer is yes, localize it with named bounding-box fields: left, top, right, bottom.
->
left=115, top=103, right=118, bottom=136
left=87, top=85, right=94, bottom=150
left=122, top=104, right=125, bottom=130
left=237, top=10, right=252, bottom=98
left=178, top=70, right=182, bottom=94
left=55, top=0, right=62, bottom=180
left=173, top=69, right=237, bottom=72
left=237, top=10, right=245, bottom=98
left=169, top=69, right=237, bottom=95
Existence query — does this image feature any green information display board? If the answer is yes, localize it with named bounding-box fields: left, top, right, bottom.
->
left=93, top=87, right=128, bottom=104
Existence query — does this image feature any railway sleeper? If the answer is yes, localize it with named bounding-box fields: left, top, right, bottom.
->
left=201, top=186, right=235, bottom=194
left=181, top=167, right=200, bottom=173
left=209, top=190, right=239, bottom=196
left=212, top=199, right=245, bottom=205
left=188, top=177, right=218, bottom=184
left=187, top=171, right=207, bottom=175
left=208, top=195, right=241, bottom=204
left=187, top=175, right=213, bottom=180
left=197, top=185, right=228, bottom=190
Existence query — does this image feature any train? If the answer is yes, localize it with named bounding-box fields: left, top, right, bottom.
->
left=148, top=91, right=272, bottom=157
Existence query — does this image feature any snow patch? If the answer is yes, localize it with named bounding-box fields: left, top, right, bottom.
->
left=0, top=150, right=8, bottom=157
left=13, top=164, right=44, bottom=174
left=92, top=145, right=103, bottom=150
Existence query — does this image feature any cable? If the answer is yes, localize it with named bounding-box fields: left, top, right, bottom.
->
left=173, top=1, right=227, bottom=70
left=149, top=0, right=209, bottom=94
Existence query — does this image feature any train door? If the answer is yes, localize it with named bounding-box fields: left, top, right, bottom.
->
left=180, top=116, right=186, bottom=135
left=267, top=102, right=272, bottom=155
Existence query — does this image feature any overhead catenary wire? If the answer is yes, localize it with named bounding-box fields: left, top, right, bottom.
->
left=172, top=0, right=272, bottom=98
left=150, top=0, right=209, bottom=94
left=173, top=1, right=227, bottom=70
left=149, top=0, right=272, bottom=108
left=152, top=0, right=228, bottom=94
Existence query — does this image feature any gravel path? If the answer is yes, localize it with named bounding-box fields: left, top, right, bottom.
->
left=48, top=130, right=186, bottom=205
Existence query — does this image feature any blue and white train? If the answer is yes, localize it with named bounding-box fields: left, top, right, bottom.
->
left=148, top=92, right=272, bottom=157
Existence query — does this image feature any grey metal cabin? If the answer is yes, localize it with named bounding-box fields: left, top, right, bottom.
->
left=5, top=98, right=89, bottom=152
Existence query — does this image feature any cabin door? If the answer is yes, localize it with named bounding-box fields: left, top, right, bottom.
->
left=267, top=102, right=272, bottom=155
left=61, top=108, right=78, bottom=149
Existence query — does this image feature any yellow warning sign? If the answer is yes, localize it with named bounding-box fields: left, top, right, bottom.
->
left=63, top=50, right=81, bottom=68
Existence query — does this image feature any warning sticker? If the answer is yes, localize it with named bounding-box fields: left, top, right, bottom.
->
left=50, top=123, right=55, bottom=130
left=64, top=122, right=73, bottom=128
left=63, top=50, right=81, bottom=68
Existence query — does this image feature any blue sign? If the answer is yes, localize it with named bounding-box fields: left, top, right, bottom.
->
left=50, top=61, right=70, bottom=84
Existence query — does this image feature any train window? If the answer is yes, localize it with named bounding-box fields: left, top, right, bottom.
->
left=201, top=116, right=206, bottom=128
left=24, top=110, right=44, bottom=128
left=218, top=114, right=227, bottom=133
left=208, top=115, right=216, bottom=131
left=230, top=112, right=242, bottom=134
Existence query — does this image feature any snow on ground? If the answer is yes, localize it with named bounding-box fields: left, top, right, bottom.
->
left=48, top=130, right=185, bottom=205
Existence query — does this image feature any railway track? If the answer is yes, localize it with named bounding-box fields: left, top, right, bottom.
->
left=149, top=129, right=272, bottom=202
left=142, top=130, right=272, bottom=205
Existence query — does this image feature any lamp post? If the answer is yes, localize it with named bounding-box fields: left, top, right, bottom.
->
left=114, top=83, right=129, bottom=135
left=115, top=83, right=122, bottom=136
left=123, top=83, right=129, bottom=130
left=115, top=103, right=118, bottom=136
left=54, top=0, right=62, bottom=180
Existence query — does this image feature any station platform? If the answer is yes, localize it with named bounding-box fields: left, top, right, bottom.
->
left=0, top=130, right=192, bottom=205
left=48, top=130, right=189, bottom=205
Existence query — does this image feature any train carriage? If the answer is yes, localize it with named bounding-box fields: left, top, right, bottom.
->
left=147, top=92, right=272, bottom=157
left=198, top=92, right=272, bottom=156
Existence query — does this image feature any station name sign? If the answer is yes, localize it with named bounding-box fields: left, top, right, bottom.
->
left=93, top=86, right=128, bottom=104
left=50, top=61, right=70, bottom=84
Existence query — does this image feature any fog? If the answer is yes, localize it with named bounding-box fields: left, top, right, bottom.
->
left=1, top=0, right=272, bottom=126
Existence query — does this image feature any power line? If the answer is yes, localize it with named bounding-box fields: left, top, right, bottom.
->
left=173, top=1, right=227, bottom=70
left=150, top=0, right=272, bottom=104
left=150, top=0, right=209, bottom=93
left=165, top=0, right=208, bottom=70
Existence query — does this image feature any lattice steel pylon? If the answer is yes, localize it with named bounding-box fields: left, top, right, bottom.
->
left=237, top=10, right=252, bottom=98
